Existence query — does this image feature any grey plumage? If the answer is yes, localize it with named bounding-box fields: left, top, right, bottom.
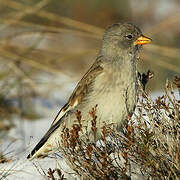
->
left=27, top=23, right=151, bottom=159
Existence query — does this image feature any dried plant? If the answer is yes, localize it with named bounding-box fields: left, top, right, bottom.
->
left=46, top=168, right=66, bottom=180
left=57, top=77, right=180, bottom=179
left=0, top=153, right=11, bottom=164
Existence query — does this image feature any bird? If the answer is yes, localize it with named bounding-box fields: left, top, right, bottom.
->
left=27, top=23, right=151, bottom=159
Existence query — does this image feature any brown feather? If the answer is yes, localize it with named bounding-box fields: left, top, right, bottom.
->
left=51, top=56, right=103, bottom=125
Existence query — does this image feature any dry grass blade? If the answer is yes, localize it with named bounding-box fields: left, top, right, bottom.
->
left=174, top=76, right=180, bottom=92
left=2, top=0, right=104, bottom=35
left=0, top=47, right=67, bottom=76
left=149, top=11, right=180, bottom=35
left=0, top=22, right=100, bottom=40
left=146, top=44, right=180, bottom=61
left=142, top=53, right=180, bottom=73
left=1, top=0, right=51, bottom=29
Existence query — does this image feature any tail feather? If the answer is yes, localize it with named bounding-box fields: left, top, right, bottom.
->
left=27, top=117, right=63, bottom=159
left=27, top=136, right=48, bottom=159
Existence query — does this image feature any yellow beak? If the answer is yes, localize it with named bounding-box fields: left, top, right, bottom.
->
left=135, top=35, right=152, bottom=45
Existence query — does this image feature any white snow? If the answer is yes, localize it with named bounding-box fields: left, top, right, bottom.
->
left=0, top=114, right=79, bottom=180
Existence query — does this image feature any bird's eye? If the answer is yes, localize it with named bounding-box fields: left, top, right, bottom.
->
left=126, top=34, right=133, bottom=40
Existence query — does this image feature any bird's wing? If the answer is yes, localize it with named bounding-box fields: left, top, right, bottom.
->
left=27, top=56, right=104, bottom=159
left=51, top=56, right=104, bottom=126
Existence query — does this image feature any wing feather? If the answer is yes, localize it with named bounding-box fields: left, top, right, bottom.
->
left=27, top=56, right=104, bottom=159
left=51, top=56, right=103, bottom=125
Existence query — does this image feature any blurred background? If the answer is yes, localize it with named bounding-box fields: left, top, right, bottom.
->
left=0, top=0, right=179, bottom=154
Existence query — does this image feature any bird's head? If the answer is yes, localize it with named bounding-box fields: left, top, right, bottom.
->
left=101, top=23, right=151, bottom=60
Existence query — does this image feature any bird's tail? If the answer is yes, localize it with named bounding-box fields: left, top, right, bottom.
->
left=27, top=119, right=62, bottom=159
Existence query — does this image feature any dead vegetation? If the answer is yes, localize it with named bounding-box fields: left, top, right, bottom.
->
left=46, top=168, right=66, bottom=180
left=47, top=77, right=180, bottom=180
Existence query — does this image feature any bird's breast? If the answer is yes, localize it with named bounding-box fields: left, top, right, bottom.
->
left=83, top=64, right=137, bottom=127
